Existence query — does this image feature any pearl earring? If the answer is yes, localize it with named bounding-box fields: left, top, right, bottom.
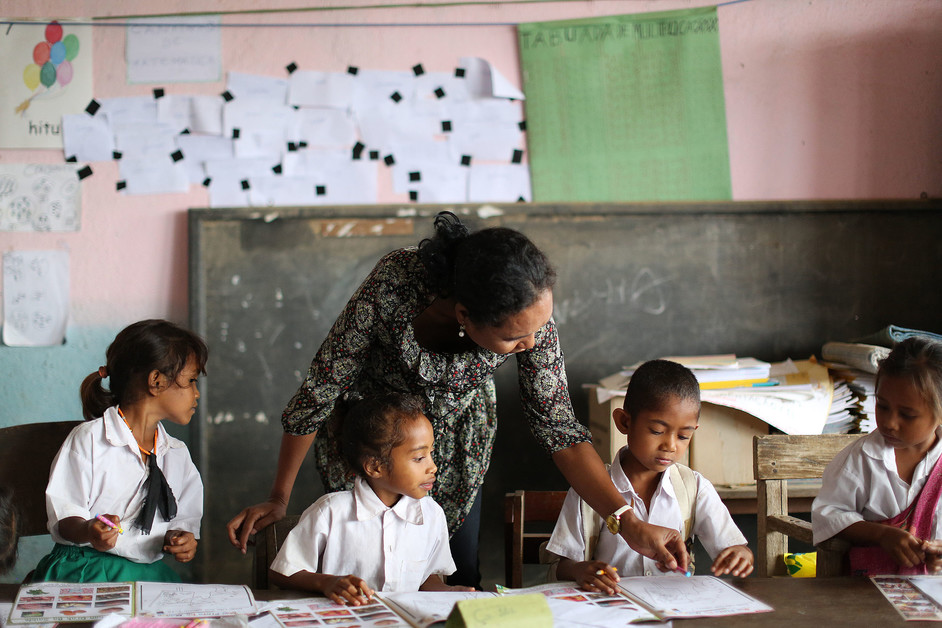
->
left=458, top=324, right=466, bottom=338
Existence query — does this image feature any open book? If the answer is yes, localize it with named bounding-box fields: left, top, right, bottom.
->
left=6, top=582, right=257, bottom=625
left=617, top=575, right=772, bottom=619
left=378, top=577, right=769, bottom=627
left=872, top=575, right=942, bottom=621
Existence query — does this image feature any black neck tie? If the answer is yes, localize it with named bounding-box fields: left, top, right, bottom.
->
left=136, top=451, right=177, bottom=534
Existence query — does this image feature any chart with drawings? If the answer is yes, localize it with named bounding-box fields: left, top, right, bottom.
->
left=135, top=583, right=257, bottom=618
left=617, top=575, right=772, bottom=619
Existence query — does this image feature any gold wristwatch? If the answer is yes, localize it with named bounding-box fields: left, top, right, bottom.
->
left=605, top=504, right=633, bottom=535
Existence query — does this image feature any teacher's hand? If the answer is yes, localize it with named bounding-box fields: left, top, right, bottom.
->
left=226, top=498, right=287, bottom=554
left=620, top=516, right=688, bottom=572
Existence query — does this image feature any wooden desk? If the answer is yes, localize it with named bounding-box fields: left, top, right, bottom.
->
left=675, top=577, right=907, bottom=627
left=2, top=578, right=908, bottom=627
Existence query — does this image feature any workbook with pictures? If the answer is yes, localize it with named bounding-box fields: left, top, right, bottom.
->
left=6, top=582, right=257, bottom=624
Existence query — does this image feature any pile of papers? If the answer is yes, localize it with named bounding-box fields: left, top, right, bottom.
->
left=612, top=355, right=772, bottom=390
left=822, top=364, right=877, bottom=433
left=596, top=356, right=834, bottom=435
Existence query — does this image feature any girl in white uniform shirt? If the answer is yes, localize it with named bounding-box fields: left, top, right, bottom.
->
left=34, top=320, right=206, bottom=582
left=813, top=337, right=942, bottom=575
left=544, top=360, right=752, bottom=593
left=269, top=393, right=472, bottom=605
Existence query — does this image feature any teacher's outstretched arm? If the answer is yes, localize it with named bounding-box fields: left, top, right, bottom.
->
left=552, top=441, right=688, bottom=571
left=226, top=431, right=316, bottom=553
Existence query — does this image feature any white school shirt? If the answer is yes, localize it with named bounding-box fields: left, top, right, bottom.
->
left=812, top=427, right=942, bottom=545
left=545, top=446, right=747, bottom=577
left=45, top=406, right=204, bottom=564
left=270, top=476, right=455, bottom=592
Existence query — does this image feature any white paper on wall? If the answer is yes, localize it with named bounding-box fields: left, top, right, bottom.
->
left=0, top=164, right=81, bottom=232
left=0, top=20, right=94, bottom=149
left=2, top=249, right=70, bottom=346
left=62, top=113, right=114, bottom=162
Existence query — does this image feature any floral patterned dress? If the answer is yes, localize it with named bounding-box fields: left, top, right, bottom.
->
left=282, top=247, right=591, bottom=534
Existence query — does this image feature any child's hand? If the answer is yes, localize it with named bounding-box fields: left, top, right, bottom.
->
left=573, top=561, right=620, bottom=594
left=711, top=544, right=754, bottom=578
left=923, top=539, right=942, bottom=574
left=321, top=575, right=373, bottom=606
left=163, top=530, right=198, bottom=563
left=87, top=514, right=120, bottom=552
left=879, top=525, right=927, bottom=568
left=442, top=585, right=476, bottom=592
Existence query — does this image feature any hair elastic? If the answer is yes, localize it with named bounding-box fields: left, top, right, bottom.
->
left=98, top=366, right=108, bottom=378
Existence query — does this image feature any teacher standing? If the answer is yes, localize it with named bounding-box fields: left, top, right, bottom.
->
left=227, top=212, right=687, bottom=588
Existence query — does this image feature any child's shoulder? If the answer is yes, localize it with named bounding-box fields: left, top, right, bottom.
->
left=419, top=495, right=447, bottom=519
left=303, top=488, right=355, bottom=517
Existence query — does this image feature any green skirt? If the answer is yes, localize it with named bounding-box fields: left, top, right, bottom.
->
left=32, top=544, right=181, bottom=583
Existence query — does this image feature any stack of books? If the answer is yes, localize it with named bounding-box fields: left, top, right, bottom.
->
left=820, top=343, right=878, bottom=433
left=619, top=355, right=772, bottom=390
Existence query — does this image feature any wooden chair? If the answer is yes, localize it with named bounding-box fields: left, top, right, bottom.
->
left=503, top=490, right=568, bottom=588
left=0, top=420, right=82, bottom=539
left=754, top=433, right=861, bottom=577
left=253, top=514, right=301, bottom=589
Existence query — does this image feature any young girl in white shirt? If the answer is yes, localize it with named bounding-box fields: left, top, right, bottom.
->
left=545, top=359, right=753, bottom=593
left=813, top=337, right=942, bottom=575
left=33, top=319, right=206, bottom=583
left=269, top=393, right=472, bottom=605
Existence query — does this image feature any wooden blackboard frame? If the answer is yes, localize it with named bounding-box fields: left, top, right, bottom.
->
left=188, top=199, right=942, bottom=584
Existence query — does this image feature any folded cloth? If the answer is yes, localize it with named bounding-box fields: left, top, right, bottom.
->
left=853, top=325, right=942, bottom=348
left=822, top=342, right=890, bottom=374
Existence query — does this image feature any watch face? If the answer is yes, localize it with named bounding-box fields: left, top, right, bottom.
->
left=606, top=515, right=619, bottom=535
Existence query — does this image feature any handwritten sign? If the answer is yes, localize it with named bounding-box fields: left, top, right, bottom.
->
left=126, top=16, right=222, bottom=84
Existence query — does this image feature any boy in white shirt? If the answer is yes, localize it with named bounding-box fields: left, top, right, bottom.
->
left=545, top=360, right=753, bottom=592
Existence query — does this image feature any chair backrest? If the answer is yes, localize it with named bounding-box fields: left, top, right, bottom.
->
left=253, top=514, right=301, bottom=589
left=753, top=433, right=861, bottom=577
left=503, top=490, right=567, bottom=588
left=0, top=420, right=82, bottom=537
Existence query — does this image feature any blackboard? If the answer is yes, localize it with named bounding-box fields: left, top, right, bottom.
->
left=189, top=200, right=942, bottom=584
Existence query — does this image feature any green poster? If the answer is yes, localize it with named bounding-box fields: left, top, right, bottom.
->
left=518, top=7, right=731, bottom=202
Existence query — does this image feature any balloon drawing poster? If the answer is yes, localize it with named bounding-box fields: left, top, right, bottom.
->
left=1, top=19, right=94, bottom=149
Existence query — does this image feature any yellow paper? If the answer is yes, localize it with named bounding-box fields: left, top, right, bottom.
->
left=445, top=593, right=552, bottom=628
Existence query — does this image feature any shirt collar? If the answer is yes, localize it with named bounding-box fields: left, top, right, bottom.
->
left=610, top=445, right=678, bottom=501
left=102, top=406, right=176, bottom=457
left=353, top=476, right=424, bottom=525
left=864, top=425, right=942, bottom=468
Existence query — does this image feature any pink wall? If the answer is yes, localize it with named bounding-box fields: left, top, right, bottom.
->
left=1, top=0, right=939, bottom=327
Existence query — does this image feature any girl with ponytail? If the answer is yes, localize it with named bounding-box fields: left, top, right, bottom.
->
left=33, top=319, right=207, bottom=583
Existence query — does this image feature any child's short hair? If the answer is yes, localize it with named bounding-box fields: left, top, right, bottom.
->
left=79, top=319, right=209, bottom=421
left=877, top=337, right=942, bottom=421
left=0, top=485, right=19, bottom=574
left=624, top=359, right=701, bottom=418
left=332, top=392, right=426, bottom=477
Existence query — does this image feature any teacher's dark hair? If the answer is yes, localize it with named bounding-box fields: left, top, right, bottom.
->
left=418, top=211, right=556, bottom=327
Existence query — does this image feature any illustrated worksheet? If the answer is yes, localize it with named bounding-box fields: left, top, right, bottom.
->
left=872, top=576, right=942, bottom=621
left=617, top=575, right=773, bottom=619
left=7, top=582, right=133, bottom=624
left=258, top=597, right=409, bottom=627
left=135, top=583, right=257, bottom=618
